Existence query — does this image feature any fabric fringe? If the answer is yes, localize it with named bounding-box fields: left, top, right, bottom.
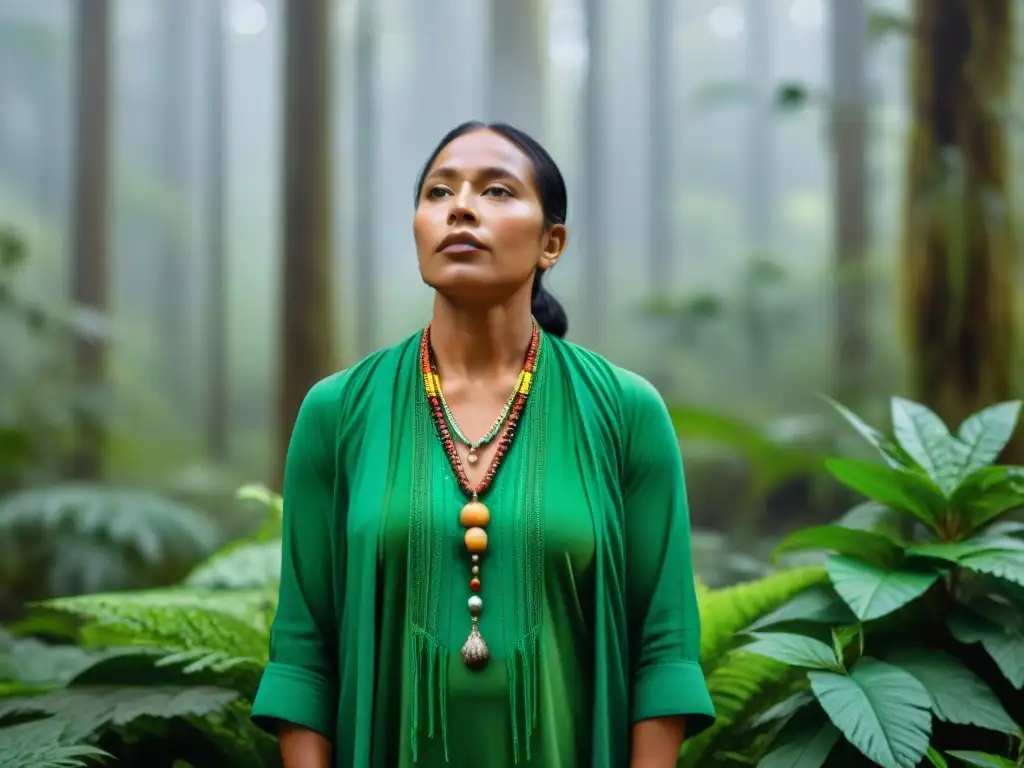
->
left=410, top=629, right=450, bottom=762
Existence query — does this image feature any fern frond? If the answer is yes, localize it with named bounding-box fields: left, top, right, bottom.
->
left=31, top=589, right=270, bottom=687
left=698, top=565, right=826, bottom=670
left=0, top=685, right=239, bottom=742
left=680, top=652, right=805, bottom=767
left=184, top=540, right=281, bottom=590
left=0, top=718, right=110, bottom=768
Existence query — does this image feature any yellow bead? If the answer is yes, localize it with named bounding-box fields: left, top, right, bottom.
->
left=464, top=526, right=488, bottom=553
left=460, top=501, right=490, bottom=528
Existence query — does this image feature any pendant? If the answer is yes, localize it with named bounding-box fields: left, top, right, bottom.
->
left=461, top=622, right=490, bottom=670
left=467, top=447, right=479, bottom=464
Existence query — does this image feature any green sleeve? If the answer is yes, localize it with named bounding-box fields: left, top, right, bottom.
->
left=621, top=373, right=716, bottom=736
left=251, top=376, right=343, bottom=739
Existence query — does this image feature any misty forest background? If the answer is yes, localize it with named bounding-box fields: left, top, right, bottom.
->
left=2, top=1, right=1024, bottom=767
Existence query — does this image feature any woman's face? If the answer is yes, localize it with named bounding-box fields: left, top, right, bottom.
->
left=414, top=129, right=565, bottom=304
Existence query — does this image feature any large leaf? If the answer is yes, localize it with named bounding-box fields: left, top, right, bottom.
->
left=809, top=658, right=932, bottom=768
left=773, top=525, right=903, bottom=566
left=955, top=401, right=1022, bottom=479
left=0, top=718, right=110, bottom=768
left=741, top=632, right=843, bottom=671
left=838, top=502, right=907, bottom=544
left=747, top=585, right=856, bottom=632
left=887, top=650, right=1019, bottom=735
left=821, top=395, right=908, bottom=469
left=959, top=549, right=1024, bottom=588
left=758, top=705, right=841, bottom=768
left=948, top=610, right=1024, bottom=689
left=825, top=459, right=945, bottom=531
left=826, top=555, right=940, bottom=621
left=890, top=398, right=964, bottom=494
left=906, top=536, right=1024, bottom=564
left=946, top=752, right=1018, bottom=768
left=951, top=467, right=1024, bottom=533
left=0, top=685, right=239, bottom=742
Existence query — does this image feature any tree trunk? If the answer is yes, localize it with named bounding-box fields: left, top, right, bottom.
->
left=902, top=0, right=1016, bottom=433
left=830, top=0, right=870, bottom=401
left=69, top=0, right=111, bottom=479
left=204, top=0, right=229, bottom=461
left=278, top=0, right=334, bottom=485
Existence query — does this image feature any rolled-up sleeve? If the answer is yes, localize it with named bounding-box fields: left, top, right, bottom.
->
left=251, top=379, right=340, bottom=739
left=622, top=374, right=716, bottom=738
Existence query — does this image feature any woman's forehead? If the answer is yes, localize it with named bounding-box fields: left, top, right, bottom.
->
left=428, top=130, right=531, bottom=179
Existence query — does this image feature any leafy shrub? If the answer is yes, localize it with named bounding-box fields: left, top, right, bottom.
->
left=0, top=485, right=282, bottom=767
left=0, top=484, right=221, bottom=609
left=725, top=397, right=1024, bottom=767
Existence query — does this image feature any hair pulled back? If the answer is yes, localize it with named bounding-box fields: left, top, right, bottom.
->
left=414, top=121, right=569, bottom=338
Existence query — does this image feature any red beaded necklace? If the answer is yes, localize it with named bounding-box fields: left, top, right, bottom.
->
left=419, top=320, right=542, bottom=670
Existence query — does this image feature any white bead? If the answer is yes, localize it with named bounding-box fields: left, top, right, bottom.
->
left=468, top=595, right=483, bottom=615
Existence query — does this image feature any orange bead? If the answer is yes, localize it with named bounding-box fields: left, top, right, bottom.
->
left=470, top=578, right=481, bottom=592
left=464, top=526, right=488, bottom=553
left=459, top=501, right=491, bottom=528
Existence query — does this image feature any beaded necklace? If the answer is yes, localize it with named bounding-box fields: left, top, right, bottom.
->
left=437, top=381, right=518, bottom=465
left=419, top=320, right=542, bottom=671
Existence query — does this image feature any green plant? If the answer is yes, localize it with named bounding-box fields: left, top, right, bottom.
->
left=727, top=397, right=1024, bottom=767
left=0, top=486, right=284, bottom=766
left=0, top=485, right=221, bottom=614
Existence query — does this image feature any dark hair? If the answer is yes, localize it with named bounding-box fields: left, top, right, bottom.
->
left=414, top=121, right=569, bottom=338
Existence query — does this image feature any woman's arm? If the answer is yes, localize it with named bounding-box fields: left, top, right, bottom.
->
left=250, top=378, right=345, bottom=766
left=621, top=373, right=716, bottom=767
left=630, top=716, right=686, bottom=768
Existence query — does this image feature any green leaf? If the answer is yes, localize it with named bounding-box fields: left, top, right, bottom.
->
left=887, top=650, right=1019, bottom=735
left=746, top=585, right=857, bottom=632
left=955, top=401, right=1022, bottom=478
left=821, top=395, right=908, bottom=469
left=758, top=705, right=841, bottom=768
left=827, top=555, right=940, bottom=621
left=742, top=632, right=843, bottom=671
left=906, top=536, right=1024, bottom=564
left=946, top=751, right=1018, bottom=768
left=751, top=690, right=815, bottom=727
left=890, top=398, right=964, bottom=494
left=773, top=525, right=903, bottom=566
left=951, top=467, right=1024, bottom=533
left=927, top=746, right=949, bottom=768
left=838, top=502, right=907, bottom=544
left=960, top=549, right=1024, bottom=587
left=809, top=658, right=932, bottom=768
left=0, top=718, right=111, bottom=768
left=0, top=685, right=240, bottom=742
left=825, top=459, right=945, bottom=531
left=948, top=610, right=1024, bottom=689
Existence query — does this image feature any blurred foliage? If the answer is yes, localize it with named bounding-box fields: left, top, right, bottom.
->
left=0, top=226, right=111, bottom=491
left=686, top=396, right=1024, bottom=767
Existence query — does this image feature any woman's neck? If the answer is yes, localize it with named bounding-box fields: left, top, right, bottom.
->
left=428, top=294, right=534, bottom=380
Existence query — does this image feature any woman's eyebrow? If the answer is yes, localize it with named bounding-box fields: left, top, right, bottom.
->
left=426, top=165, right=520, bottom=184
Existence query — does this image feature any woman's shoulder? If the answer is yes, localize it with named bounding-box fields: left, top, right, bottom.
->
left=298, top=331, right=421, bottom=421
left=547, top=335, right=668, bottom=419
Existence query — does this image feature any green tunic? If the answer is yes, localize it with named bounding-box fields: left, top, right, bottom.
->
left=250, top=330, right=716, bottom=767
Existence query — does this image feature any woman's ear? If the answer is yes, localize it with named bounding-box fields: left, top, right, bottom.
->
left=539, top=224, right=567, bottom=272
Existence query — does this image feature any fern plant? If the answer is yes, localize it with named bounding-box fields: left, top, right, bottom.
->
left=734, top=397, right=1024, bottom=767
left=0, top=486, right=284, bottom=766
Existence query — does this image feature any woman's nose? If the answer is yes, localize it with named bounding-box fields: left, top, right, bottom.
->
left=447, top=186, right=479, bottom=225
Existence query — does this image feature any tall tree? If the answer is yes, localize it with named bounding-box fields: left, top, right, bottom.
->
left=278, top=0, right=334, bottom=484
left=69, top=0, right=111, bottom=479
left=902, top=1, right=1016, bottom=428
left=830, top=0, right=870, bottom=401
left=204, top=0, right=228, bottom=461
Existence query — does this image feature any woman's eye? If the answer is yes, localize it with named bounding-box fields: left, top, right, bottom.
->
left=427, top=186, right=451, bottom=199
left=484, top=186, right=512, bottom=198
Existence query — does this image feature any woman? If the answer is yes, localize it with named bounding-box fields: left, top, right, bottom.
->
left=250, top=122, right=715, bottom=767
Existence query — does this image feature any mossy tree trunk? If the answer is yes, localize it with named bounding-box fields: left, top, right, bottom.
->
left=902, top=0, right=1017, bottom=435
left=277, top=0, right=334, bottom=485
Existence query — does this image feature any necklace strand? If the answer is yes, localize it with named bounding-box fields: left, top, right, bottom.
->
left=419, top=320, right=542, bottom=670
